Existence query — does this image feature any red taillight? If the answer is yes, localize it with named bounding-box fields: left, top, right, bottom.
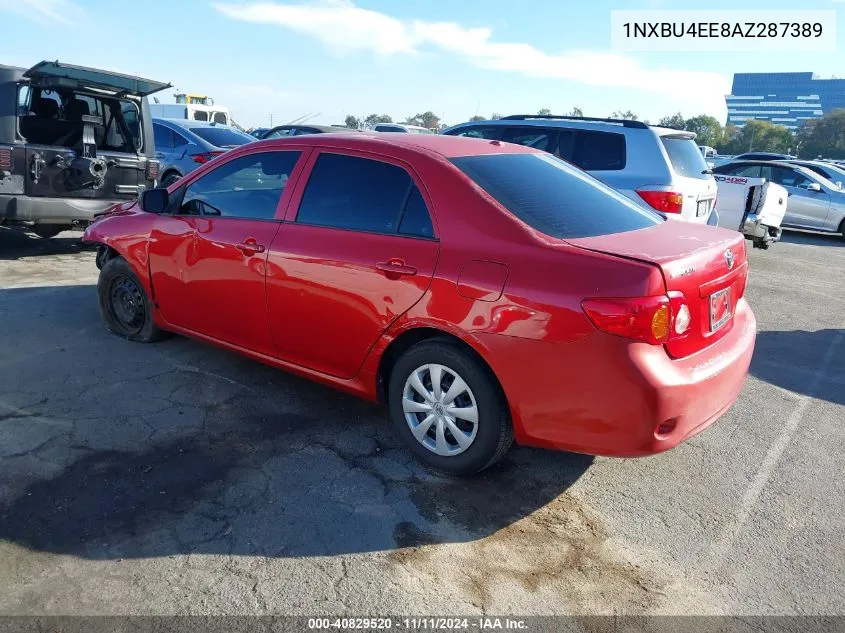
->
left=636, top=189, right=684, bottom=214
left=0, top=148, right=11, bottom=170
left=191, top=151, right=224, bottom=164
left=582, top=293, right=691, bottom=345
left=145, top=159, right=159, bottom=182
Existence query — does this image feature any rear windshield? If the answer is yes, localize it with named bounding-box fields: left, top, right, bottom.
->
left=661, top=136, right=711, bottom=180
left=191, top=127, right=255, bottom=148
left=452, top=153, right=662, bottom=239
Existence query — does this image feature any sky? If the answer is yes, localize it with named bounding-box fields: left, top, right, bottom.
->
left=1, top=0, right=844, bottom=129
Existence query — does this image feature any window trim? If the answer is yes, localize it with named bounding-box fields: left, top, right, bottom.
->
left=283, top=147, right=439, bottom=240
left=168, top=147, right=312, bottom=221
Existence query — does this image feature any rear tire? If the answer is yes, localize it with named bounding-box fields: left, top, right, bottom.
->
left=33, top=224, right=67, bottom=239
left=97, top=257, right=168, bottom=343
left=839, top=219, right=845, bottom=241
left=388, top=339, right=513, bottom=476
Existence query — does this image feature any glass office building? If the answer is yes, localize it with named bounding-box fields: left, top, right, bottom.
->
left=725, top=72, right=845, bottom=130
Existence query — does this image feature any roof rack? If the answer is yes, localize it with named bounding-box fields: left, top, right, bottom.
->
left=500, top=114, right=649, bottom=129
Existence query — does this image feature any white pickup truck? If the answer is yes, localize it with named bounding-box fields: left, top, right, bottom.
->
left=714, top=175, right=787, bottom=249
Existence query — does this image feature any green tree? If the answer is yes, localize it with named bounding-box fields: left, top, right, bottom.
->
left=363, top=113, right=392, bottom=128
left=405, top=111, right=440, bottom=130
left=719, top=119, right=794, bottom=155
left=611, top=110, right=638, bottom=120
left=685, top=114, right=723, bottom=147
left=491, top=112, right=502, bottom=120
left=658, top=112, right=685, bottom=130
left=537, top=108, right=552, bottom=116
left=568, top=107, right=584, bottom=117
left=344, top=115, right=361, bottom=129
left=469, top=115, right=485, bottom=122
left=795, top=110, right=845, bottom=159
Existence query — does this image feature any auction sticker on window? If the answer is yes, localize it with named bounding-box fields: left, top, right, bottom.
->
left=610, top=10, right=836, bottom=51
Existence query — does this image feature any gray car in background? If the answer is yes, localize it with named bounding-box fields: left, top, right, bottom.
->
left=442, top=114, right=718, bottom=225
left=713, top=160, right=845, bottom=237
left=785, top=160, right=845, bottom=189
left=152, top=118, right=256, bottom=186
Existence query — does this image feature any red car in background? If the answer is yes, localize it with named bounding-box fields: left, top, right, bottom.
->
left=83, top=133, right=756, bottom=475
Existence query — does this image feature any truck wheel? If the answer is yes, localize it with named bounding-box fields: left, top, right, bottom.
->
left=33, top=224, right=66, bottom=239
left=97, top=257, right=169, bottom=342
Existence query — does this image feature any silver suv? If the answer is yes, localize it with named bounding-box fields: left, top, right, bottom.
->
left=442, top=115, right=718, bottom=225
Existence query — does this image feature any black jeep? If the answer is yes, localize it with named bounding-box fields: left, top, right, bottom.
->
left=0, top=61, right=169, bottom=238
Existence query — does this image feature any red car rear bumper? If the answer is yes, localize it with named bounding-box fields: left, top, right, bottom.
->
left=478, top=298, right=756, bottom=457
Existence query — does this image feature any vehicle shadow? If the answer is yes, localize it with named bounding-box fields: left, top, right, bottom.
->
left=0, top=284, right=594, bottom=561
left=0, top=225, right=92, bottom=260
left=750, top=328, right=845, bottom=406
left=780, top=230, right=845, bottom=248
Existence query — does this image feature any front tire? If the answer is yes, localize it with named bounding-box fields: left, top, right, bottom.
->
left=97, top=257, right=168, bottom=342
left=388, top=339, right=513, bottom=476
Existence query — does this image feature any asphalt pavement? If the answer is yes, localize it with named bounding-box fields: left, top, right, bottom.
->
left=0, top=225, right=843, bottom=616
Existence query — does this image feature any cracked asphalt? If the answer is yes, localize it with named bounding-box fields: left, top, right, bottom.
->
left=0, top=225, right=843, bottom=616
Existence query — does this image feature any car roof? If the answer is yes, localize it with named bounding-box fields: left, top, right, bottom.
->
left=249, top=132, right=541, bottom=159
left=720, top=159, right=821, bottom=177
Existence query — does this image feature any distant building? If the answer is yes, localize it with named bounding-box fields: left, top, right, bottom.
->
left=725, top=72, right=845, bottom=130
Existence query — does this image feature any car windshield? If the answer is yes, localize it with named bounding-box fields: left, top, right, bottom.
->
left=452, top=152, right=662, bottom=239
left=661, top=136, right=711, bottom=180
left=191, top=127, right=255, bottom=148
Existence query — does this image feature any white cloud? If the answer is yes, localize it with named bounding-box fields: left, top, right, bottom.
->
left=0, top=0, right=84, bottom=26
left=212, top=0, right=730, bottom=105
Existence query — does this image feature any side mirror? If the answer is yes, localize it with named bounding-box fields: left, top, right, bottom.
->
left=806, top=182, right=822, bottom=192
left=140, top=187, right=170, bottom=214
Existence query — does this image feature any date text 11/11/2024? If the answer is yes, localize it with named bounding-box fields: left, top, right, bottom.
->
left=307, top=617, right=529, bottom=630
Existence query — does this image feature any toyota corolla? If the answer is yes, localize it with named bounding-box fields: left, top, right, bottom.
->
left=83, top=133, right=756, bottom=475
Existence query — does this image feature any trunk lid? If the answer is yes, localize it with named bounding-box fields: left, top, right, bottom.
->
left=567, top=220, right=748, bottom=358
left=24, top=61, right=170, bottom=98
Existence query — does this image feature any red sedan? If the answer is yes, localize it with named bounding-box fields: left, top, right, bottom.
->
left=83, top=133, right=756, bottom=475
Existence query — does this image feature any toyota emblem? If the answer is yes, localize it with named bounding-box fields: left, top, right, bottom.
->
left=724, top=248, right=735, bottom=269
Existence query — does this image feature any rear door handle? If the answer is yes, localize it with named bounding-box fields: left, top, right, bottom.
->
left=236, top=239, right=266, bottom=256
left=376, top=259, right=417, bottom=279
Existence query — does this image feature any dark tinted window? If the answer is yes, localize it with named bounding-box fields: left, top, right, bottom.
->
left=297, top=153, right=412, bottom=233
left=153, top=123, right=174, bottom=150
left=173, top=132, right=188, bottom=147
left=398, top=186, right=434, bottom=238
left=191, top=127, right=255, bottom=147
left=193, top=111, right=209, bottom=121
left=266, top=127, right=294, bottom=139
left=452, top=153, right=661, bottom=239
left=375, top=124, right=405, bottom=132
left=770, top=167, right=812, bottom=188
left=449, top=126, right=502, bottom=140
left=727, top=164, right=762, bottom=178
left=661, top=137, right=710, bottom=180
left=213, top=112, right=227, bottom=124
left=503, top=127, right=556, bottom=152
left=572, top=130, right=626, bottom=171
left=179, top=151, right=300, bottom=220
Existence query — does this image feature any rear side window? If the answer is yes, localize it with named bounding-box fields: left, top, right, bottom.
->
left=153, top=123, right=174, bottom=150
left=452, top=153, right=661, bottom=239
left=296, top=153, right=433, bottom=237
left=661, top=137, right=710, bottom=180
left=571, top=130, right=626, bottom=171
left=191, top=127, right=255, bottom=147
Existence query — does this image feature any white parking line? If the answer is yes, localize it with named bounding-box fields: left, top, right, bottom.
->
left=704, top=329, right=844, bottom=570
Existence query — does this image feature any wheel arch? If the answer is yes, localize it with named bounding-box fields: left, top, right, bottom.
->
left=374, top=325, right=508, bottom=411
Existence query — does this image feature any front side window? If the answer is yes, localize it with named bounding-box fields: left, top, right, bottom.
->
left=179, top=151, right=300, bottom=220
left=503, top=127, right=557, bottom=152
left=212, top=112, right=227, bottom=124
left=296, top=153, right=433, bottom=236
left=452, top=152, right=661, bottom=239
left=193, top=110, right=208, bottom=121
left=771, top=167, right=812, bottom=189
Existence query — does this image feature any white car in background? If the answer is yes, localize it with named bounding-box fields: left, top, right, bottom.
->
left=373, top=123, right=434, bottom=134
